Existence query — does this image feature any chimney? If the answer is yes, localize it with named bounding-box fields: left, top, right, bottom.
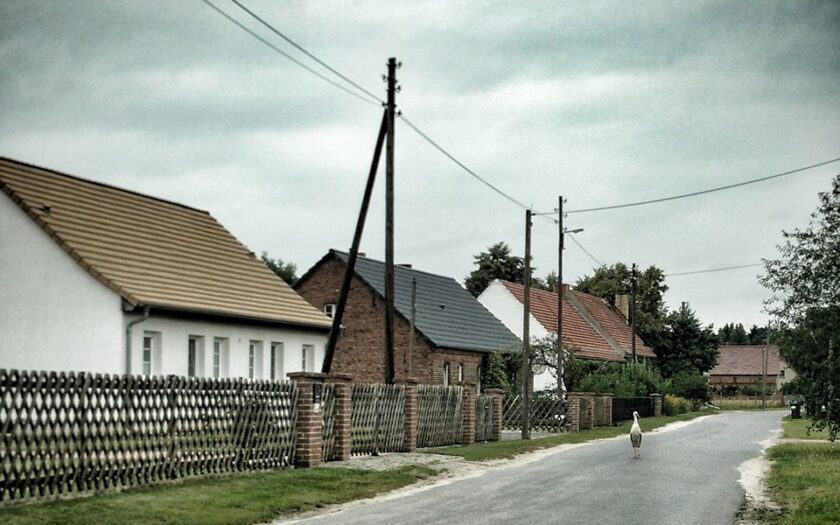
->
left=554, top=283, right=571, bottom=295
left=615, top=294, right=630, bottom=321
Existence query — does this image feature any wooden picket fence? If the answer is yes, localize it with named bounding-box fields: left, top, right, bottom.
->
left=350, top=384, right=405, bottom=456
left=321, top=382, right=337, bottom=461
left=0, top=369, right=297, bottom=504
left=416, top=385, right=463, bottom=447
left=475, top=394, right=493, bottom=442
left=502, top=395, right=564, bottom=432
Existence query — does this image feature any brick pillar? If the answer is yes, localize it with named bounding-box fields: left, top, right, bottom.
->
left=484, top=388, right=505, bottom=441
left=327, top=373, right=352, bottom=461
left=650, top=394, right=662, bottom=417
left=288, top=372, right=326, bottom=468
left=396, top=378, right=418, bottom=452
left=603, top=394, right=613, bottom=427
left=580, top=392, right=595, bottom=430
left=567, top=392, right=581, bottom=433
left=460, top=382, right=476, bottom=445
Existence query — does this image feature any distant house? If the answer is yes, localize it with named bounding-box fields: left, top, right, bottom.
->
left=0, top=157, right=332, bottom=378
left=709, top=345, right=796, bottom=394
left=294, top=250, right=520, bottom=386
left=478, top=280, right=655, bottom=390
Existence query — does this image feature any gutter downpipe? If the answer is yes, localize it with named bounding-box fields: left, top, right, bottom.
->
left=125, top=305, right=151, bottom=375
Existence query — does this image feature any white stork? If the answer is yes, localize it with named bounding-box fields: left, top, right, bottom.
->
left=630, top=411, right=642, bottom=459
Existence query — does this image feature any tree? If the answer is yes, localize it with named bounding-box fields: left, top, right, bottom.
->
left=260, top=251, right=297, bottom=285
left=575, top=263, right=669, bottom=346
left=761, top=174, right=840, bottom=439
left=465, top=242, right=524, bottom=296
left=718, top=323, right=733, bottom=344
left=731, top=323, right=749, bottom=345
left=655, top=302, right=719, bottom=378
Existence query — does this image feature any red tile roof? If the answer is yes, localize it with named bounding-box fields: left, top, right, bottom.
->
left=710, top=345, right=781, bottom=376
left=570, top=291, right=655, bottom=358
left=499, top=281, right=625, bottom=362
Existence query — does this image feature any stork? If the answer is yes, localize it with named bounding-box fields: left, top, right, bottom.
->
left=630, top=411, right=642, bottom=459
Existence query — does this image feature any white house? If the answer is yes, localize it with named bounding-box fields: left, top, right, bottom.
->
left=478, top=280, right=656, bottom=391
left=0, top=157, right=332, bottom=379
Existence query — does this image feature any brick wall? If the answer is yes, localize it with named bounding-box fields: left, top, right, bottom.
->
left=296, top=257, right=483, bottom=385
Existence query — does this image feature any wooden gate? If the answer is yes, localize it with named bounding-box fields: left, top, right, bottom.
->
left=350, top=384, right=405, bottom=456
left=475, top=394, right=494, bottom=442
left=416, top=385, right=463, bottom=447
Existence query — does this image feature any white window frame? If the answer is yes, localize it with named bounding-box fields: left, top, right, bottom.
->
left=213, top=338, right=229, bottom=378
left=142, top=335, right=153, bottom=376
left=323, top=303, right=336, bottom=319
left=302, top=344, right=314, bottom=372
left=443, top=363, right=450, bottom=386
left=458, top=363, right=464, bottom=383
left=187, top=336, right=204, bottom=377
left=248, top=341, right=264, bottom=380
left=271, top=342, right=284, bottom=380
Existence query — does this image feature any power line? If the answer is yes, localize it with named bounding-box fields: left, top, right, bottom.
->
left=200, top=0, right=381, bottom=107
left=665, top=262, right=764, bottom=277
left=228, top=0, right=384, bottom=105
left=567, top=234, right=603, bottom=266
left=566, top=157, right=840, bottom=214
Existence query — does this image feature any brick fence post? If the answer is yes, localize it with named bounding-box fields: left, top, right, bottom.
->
left=396, top=378, right=418, bottom=452
left=460, top=382, right=476, bottom=445
left=484, top=388, right=505, bottom=441
left=287, top=372, right=325, bottom=468
left=580, top=392, right=595, bottom=430
left=326, top=373, right=353, bottom=461
left=603, top=394, right=613, bottom=427
left=650, top=394, right=662, bottom=418
left=567, top=392, right=581, bottom=433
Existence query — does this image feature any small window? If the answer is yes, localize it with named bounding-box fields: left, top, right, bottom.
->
left=213, top=338, right=229, bottom=378
left=302, top=344, right=314, bottom=372
left=188, top=337, right=197, bottom=377
left=248, top=341, right=263, bottom=379
left=779, top=369, right=785, bottom=378
left=142, top=336, right=153, bottom=376
left=271, top=342, right=284, bottom=380
left=458, top=363, right=464, bottom=383
left=187, top=336, right=204, bottom=377
left=476, top=365, right=481, bottom=392
left=323, top=303, right=336, bottom=319
left=443, top=363, right=450, bottom=386
left=249, top=343, right=256, bottom=379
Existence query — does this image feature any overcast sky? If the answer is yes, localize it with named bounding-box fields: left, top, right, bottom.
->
left=2, top=1, right=838, bottom=331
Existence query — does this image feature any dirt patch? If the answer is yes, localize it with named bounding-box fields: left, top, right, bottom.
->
left=735, top=433, right=784, bottom=525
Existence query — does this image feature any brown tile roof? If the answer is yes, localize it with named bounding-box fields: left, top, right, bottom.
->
left=0, top=157, right=331, bottom=330
left=710, top=345, right=781, bottom=376
left=570, top=291, right=656, bottom=359
left=499, top=281, right=625, bottom=362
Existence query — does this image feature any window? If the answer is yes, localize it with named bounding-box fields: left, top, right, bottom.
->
left=458, top=363, right=464, bottom=383
left=248, top=341, right=263, bottom=379
left=442, top=363, right=450, bottom=386
left=143, top=336, right=153, bottom=376
left=271, top=342, right=284, bottom=380
left=249, top=343, right=256, bottom=379
left=476, top=365, right=481, bottom=392
left=187, top=336, right=204, bottom=377
left=323, top=303, right=336, bottom=319
left=302, top=344, right=314, bottom=372
left=779, top=369, right=786, bottom=378
left=213, top=338, right=229, bottom=378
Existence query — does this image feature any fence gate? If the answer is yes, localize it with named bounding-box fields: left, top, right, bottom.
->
left=321, top=382, right=337, bottom=461
left=475, top=394, right=493, bottom=442
left=503, top=395, right=564, bottom=432
left=416, top=385, right=463, bottom=447
left=350, top=384, right=405, bottom=456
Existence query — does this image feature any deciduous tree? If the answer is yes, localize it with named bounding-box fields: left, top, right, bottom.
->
left=465, top=242, right=524, bottom=296
left=260, top=251, right=297, bottom=285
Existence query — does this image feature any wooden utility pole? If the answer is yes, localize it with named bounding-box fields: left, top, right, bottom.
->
left=522, top=209, right=532, bottom=440
left=631, top=263, right=637, bottom=363
left=556, top=196, right=565, bottom=403
left=384, top=57, right=397, bottom=384
left=321, top=111, right=388, bottom=373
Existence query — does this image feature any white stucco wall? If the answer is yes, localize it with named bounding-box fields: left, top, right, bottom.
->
left=477, top=280, right=554, bottom=391
left=126, top=314, right=328, bottom=380
left=0, top=195, right=124, bottom=372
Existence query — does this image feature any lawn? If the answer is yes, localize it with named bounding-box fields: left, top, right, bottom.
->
left=765, top=443, right=840, bottom=524
left=781, top=416, right=831, bottom=440
left=426, top=411, right=713, bottom=461
left=0, top=465, right=436, bottom=525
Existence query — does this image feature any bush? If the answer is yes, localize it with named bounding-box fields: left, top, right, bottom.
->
left=669, top=372, right=711, bottom=402
left=663, top=393, right=681, bottom=416
left=571, top=360, right=670, bottom=397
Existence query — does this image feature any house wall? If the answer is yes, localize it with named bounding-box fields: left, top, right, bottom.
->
left=125, top=313, right=327, bottom=379
left=477, top=281, right=554, bottom=391
left=0, top=195, right=124, bottom=373
left=295, top=257, right=483, bottom=386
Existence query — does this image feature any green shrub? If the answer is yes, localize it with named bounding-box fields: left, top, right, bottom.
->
left=677, top=396, right=692, bottom=413
left=663, top=393, right=681, bottom=416
left=668, top=372, right=711, bottom=402
left=571, top=359, right=670, bottom=397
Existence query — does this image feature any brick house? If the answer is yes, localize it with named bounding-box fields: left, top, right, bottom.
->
left=709, top=345, right=797, bottom=394
left=294, top=250, right=520, bottom=386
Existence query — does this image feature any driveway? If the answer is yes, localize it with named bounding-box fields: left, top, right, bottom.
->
left=284, top=410, right=785, bottom=525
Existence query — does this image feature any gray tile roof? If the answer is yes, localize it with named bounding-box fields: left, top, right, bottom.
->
left=334, top=251, right=520, bottom=353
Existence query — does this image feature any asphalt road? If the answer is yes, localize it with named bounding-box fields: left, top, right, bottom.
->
left=287, top=410, right=784, bottom=525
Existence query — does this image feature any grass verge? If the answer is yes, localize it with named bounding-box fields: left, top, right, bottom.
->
left=781, top=416, right=831, bottom=440
left=764, top=443, right=840, bottom=524
left=426, top=411, right=712, bottom=461
left=0, top=465, right=436, bottom=525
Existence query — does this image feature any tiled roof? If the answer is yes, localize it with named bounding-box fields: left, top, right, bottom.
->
left=570, top=291, right=656, bottom=359
left=499, top=281, right=625, bottom=362
left=0, top=157, right=332, bottom=330
left=710, top=345, right=781, bottom=376
left=324, top=251, right=520, bottom=353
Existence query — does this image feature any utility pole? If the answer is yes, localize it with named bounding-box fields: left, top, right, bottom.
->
left=631, top=263, right=637, bottom=363
left=522, top=209, right=532, bottom=440
left=384, top=57, right=397, bottom=384
left=556, top=196, right=566, bottom=404
left=408, top=277, right=416, bottom=376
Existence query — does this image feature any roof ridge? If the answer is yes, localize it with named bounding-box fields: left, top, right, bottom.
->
left=332, top=249, right=464, bottom=283
left=0, top=156, right=210, bottom=215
